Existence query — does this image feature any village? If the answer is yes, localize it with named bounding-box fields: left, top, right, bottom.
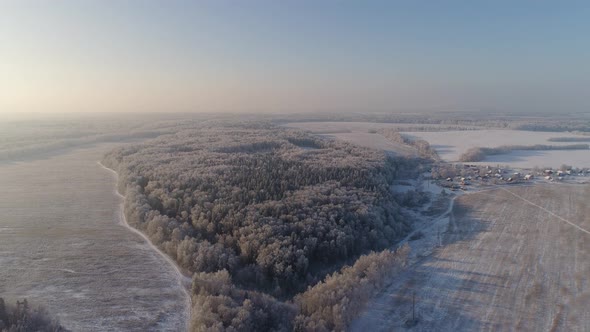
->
left=430, top=163, right=590, bottom=191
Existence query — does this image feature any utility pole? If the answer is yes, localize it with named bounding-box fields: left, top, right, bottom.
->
left=405, top=290, right=418, bottom=327
left=412, top=291, right=416, bottom=323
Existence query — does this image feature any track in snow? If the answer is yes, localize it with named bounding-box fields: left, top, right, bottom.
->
left=99, top=162, right=192, bottom=330
left=500, top=187, right=590, bottom=236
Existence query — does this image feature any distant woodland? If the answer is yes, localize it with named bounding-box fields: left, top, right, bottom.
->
left=547, top=137, right=590, bottom=142
left=0, top=298, right=66, bottom=332
left=102, top=121, right=423, bottom=331
left=376, top=129, right=440, bottom=159
left=273, top=112, right=590, bottom=133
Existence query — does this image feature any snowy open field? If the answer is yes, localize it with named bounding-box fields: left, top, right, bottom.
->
left=283, top=122, right=481, bottom=157
left=351, top=184, right=590, bottom=331
left=402, top=130, right=590, bottom=168
left=0, top=145, right=188, bottom=331
left=472, top=150, right=590, bottom=169
left=285, top=123, right=590, bottom=167
left=320, top=132, right=418, bottom=157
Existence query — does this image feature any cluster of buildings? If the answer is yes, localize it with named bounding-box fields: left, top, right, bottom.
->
left=540, top=168, right=588, bottom=181
left=431, top=163, right=589, bottom=190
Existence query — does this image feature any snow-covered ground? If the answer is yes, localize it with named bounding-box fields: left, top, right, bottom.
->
left=286, top=123, right=590, bottom=168
left=470, top=149, right=590, bottom=169
left=100, top=162, right=192, bottom=328
left=283, top=121, right=483, bottom=157
left=320, top=132, right=418, bottom=157
left=403, top=130, right=590, bottom=168
left=0, top=145, right=188, bottom=331
left=352, top=183, right=590, bottom=331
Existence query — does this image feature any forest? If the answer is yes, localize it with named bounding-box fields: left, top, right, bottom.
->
left=102, top=121, right=425, bottom=330
left=547, top=137, right=590, bottom=142
left=274, top=112, right=590, bottom=133
left=376, top=129, right=440, bottom=159
left=0, top=298, right=66, bottom=332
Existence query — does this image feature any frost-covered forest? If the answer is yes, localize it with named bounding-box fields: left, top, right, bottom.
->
left=0, top=298, right=66, bottom=332
left=102, top=121, right=423, bottom=331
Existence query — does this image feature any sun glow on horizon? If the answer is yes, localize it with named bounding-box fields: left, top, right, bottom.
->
left=2, top=1, right=590, bottom=115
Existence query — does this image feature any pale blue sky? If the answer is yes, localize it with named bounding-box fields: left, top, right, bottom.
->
left=1, top=1, right=589, bottom=114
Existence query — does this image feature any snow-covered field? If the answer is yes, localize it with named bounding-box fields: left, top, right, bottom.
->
left=285, top=123, right=590, bottom=168
left=352, top=183, right=590, bottom=331
left=471, top=149, right=590, bottom=169
left=320, top=132, right=418, bottom=157
left=403, top=130, right=590, bottom=168
left=0, top=145, right=188, bottom=331
left=283, top=121, right=480, bottom=157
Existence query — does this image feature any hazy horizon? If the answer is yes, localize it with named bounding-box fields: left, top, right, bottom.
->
left=2, top=1, right=590, bottom=115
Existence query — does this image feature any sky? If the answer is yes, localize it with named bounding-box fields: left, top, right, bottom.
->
left=1, top=0, right=590, bottom=115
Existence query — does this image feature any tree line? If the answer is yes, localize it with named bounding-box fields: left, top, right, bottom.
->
left=0, top=298, right=66, bottom=332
